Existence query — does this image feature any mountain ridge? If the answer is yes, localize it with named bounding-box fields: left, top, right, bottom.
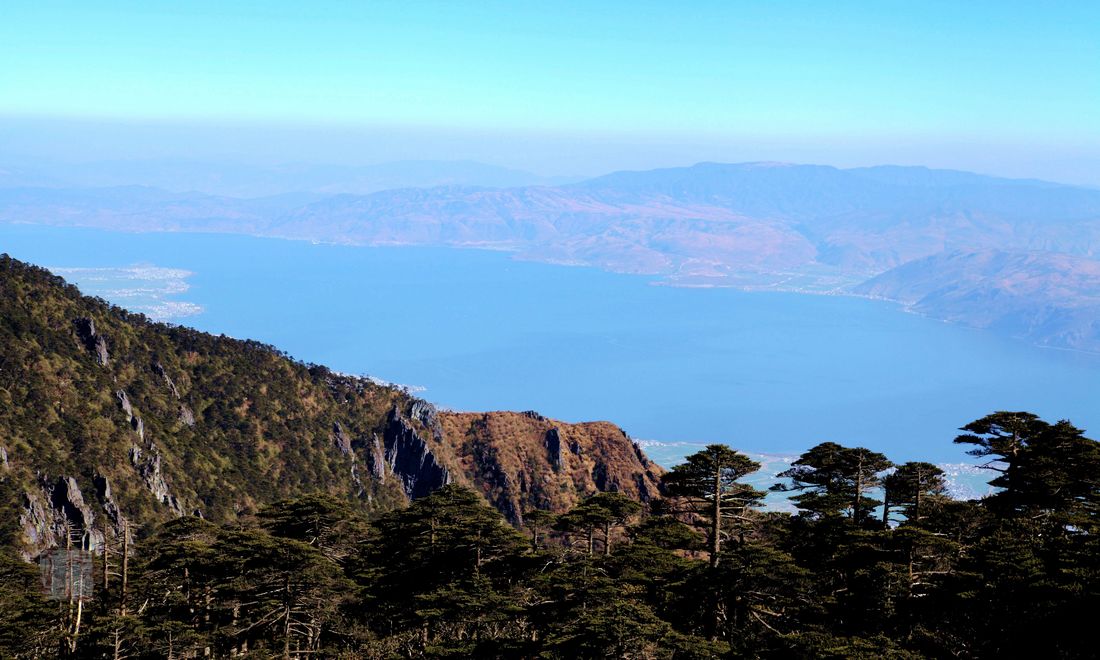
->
left=2, top=161, right=1099, bottom=350
left=0, top=254, right=662, bottom=560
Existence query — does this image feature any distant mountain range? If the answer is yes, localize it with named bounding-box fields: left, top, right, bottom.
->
left=2, top=160, right=1099, bottom=351
left=0, top=158, right=578, bottom=197
left=855, top=250, right=1100, bottom=351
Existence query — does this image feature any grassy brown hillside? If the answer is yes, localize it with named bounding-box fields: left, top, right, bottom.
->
left=0, top=254, right=662, bottom=559
left=854, top=249, right=1100, bottom=352
left=439, top=411, right=663, bottom=524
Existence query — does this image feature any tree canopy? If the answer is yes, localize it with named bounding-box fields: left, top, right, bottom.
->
left=2, top=411, right=1099, bottom=658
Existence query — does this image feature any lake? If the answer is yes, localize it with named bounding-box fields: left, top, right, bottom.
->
left=3, top=223, right=1099, bottom=466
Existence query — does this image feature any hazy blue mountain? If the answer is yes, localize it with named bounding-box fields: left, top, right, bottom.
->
left=0, top=163, right=68, bottom=188
left=854, top=249, right=1100, bottom=351
left=2, top=160, right=1099, bottom=350
left=575, top=162, right=1100, bottom=223
left=0, top=158, right=573, bottom=197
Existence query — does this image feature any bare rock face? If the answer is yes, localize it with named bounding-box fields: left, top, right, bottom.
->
left=18, top=476, right=106, bottom=560
left=116, top=390, right=145, bottom=440
left=544, top=428, right=566, bottom=472
left=330, top=422, right=365, bottom=495
left=152, top=361, right=182, bottom=399
left=93, top=475, right=122, bottom=527
left=410, top=400, right=446, bottom=443
left=18, top=490, right=53, bottom=559
left=50, top=476, right=104, bottom=549
left=367, top=435, right=387, bottom=482
left=74, top=317, right=109, bottom=365
left=332, top=422, right=353, bottom=455
left=129, top=444, right=183, bottom=515
left=117, top=389, right=134, bottom=421
left=153, top=361, right=197, bottom=427
left=382, top=405, right=451, bottom=500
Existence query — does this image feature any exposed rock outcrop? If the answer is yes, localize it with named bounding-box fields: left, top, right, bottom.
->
left=382, top=405, right=451, bottom=500
left=18, top=476, right=106, bottom=560
left=155, top=360, right=197, bottom=427
left=19, top=489, right=54, bottom=560
left=367, top=435, right=387, bottom=481
left=117, top=389, right=133, bottom=420
left=545, top=428, right=566, bottom=472
left=129, top=444, right=183, bottom=515
left=438, top=411, right=665, bottom=525
left=153, top=361, right=181, bottom=399
left=117, top=390, right=145, bottom=440
left=93, top=474, right=125, bottom=530
left=74, top=316, right=109, bottom=365
left=332, top=422, right=353, bottom=455
left=179, top=404, right=195, bottom=427
left=330, top=422, right=365, bottom=495
left=410, top=400, right=446, bottom=443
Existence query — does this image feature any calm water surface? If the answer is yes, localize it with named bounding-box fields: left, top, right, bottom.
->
left=4, top=224, right=1099, bottom=464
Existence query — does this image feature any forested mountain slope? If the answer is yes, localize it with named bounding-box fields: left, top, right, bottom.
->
left=3, top=254, right=1100, bottom=658
left=0, top=254, right=660, bottom=559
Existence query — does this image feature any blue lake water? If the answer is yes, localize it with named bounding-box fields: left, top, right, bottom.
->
left=4, top=223, right=1099, bottom=465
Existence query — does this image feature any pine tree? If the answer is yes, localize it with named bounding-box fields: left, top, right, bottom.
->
left=258, top=493, right=367, bottom=561
left=775, top=442, right=892, bottom=525
left=0, top=549, right=60, bottom=658
left=522, top=509, right=557, bottom=552
left=356, top=485, right=527, bottom=653
left=661, top=444, right=763, bottom=567
left=557, top=493, right=641, bottom=556
left=882, top=462, right=946, bottom=526
left=954, top=411, right=1047, bottom=496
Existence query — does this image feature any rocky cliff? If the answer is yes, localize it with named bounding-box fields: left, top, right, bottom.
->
left=438, top=411, right=663, bottom=525
left=0, top=254, right=662, bottom=559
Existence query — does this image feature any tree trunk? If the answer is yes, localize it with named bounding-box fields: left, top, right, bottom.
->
left=853, top=454, right=864, bottom=523
left=711, top=460, right=722, bottom=568
left=112, top=627, right=123, bottom=660
left=120, top=524, right=129, bottom=617
left=914, top=469, right=924, bottom=523
left=475, top=536, right=483, bottom=576
left=282, top=575, right=292, bottom=660
left=604, top=521, right=612, bottom=556
left=907, top=541, right=916, bottom=597
left=102, top=534, right=110, bottom=591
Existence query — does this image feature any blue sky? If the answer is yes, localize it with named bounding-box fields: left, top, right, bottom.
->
left=2, top=1, right=1098, bottom=182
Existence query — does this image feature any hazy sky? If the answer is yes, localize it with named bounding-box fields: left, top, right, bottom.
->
left=2, top=1, right=1098, bottom=183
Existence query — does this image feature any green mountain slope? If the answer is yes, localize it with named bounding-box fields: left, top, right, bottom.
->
left=0, top=254, right=661, bottom=559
